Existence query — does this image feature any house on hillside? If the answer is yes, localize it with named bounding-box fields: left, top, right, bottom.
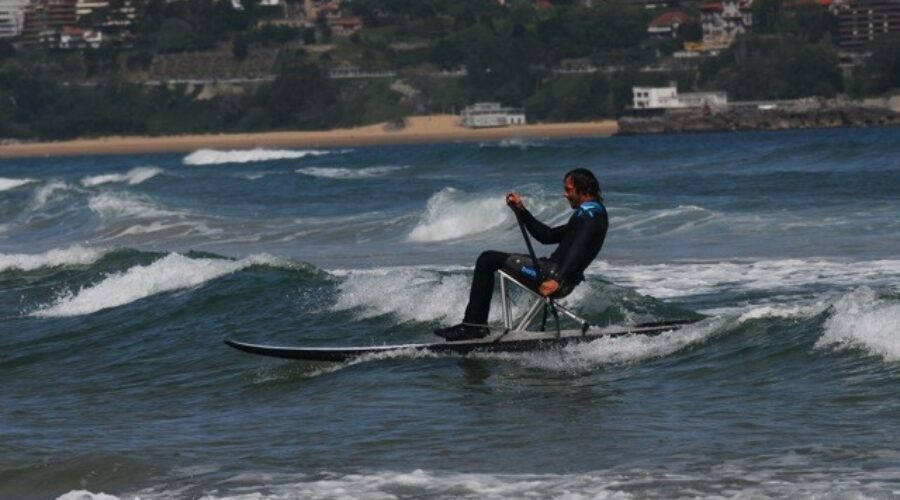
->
left=834, top=0, right=900, bottom=50
left=460, top=103, right=526, bottom=128
left=0, top=0, right=30, bottom=39
left=701, top=0, right=753, bottom=49
left=648, top=11, right=692, bottom=38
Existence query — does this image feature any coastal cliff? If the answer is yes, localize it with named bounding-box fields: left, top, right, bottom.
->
left=617, top=97, right=900, bottom=135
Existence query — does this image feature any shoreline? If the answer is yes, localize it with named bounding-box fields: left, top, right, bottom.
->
left=0, top=115, right=618, bottom=159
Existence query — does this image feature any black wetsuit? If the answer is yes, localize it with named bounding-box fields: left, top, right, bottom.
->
left=463, top=200, right=608, bottom=325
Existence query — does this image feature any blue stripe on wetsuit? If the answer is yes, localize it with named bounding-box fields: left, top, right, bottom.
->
left=577, top=201, right=605, bottom=218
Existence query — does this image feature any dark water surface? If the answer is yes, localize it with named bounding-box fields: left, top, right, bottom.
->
left=2, top=128, right=900, bottom=499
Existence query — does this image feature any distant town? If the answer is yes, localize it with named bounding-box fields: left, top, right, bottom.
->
left=0, top=0, right=898, bottom=140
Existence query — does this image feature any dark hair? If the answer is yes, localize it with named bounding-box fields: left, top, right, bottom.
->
left=564, top=168, right=601, bottom=199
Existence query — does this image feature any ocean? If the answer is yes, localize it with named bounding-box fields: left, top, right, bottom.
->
left=1, top=128, right=900, bottom=499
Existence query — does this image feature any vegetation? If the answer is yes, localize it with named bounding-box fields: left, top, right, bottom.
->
left=0, top=0, right=897, bottom=140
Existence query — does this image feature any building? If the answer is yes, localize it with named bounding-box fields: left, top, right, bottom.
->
left=632, top=86, right=728, bottom=109
left=701, top=0, right=753, bottom=48
left=835, top=0, right=900, bottom=50
left=75, top=0, right=107, bottom=18
left=58, top=25, right=103, bottom=48
left=460, top=102, right=526, bottom=128
left=0, top=0, right=30, bottom=39
left=21, top=0, right=77, bottom=46
left=648, top=11, right=692, bottom=38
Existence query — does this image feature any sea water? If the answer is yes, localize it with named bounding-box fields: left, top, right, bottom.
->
left=2, top=128, right=900, bottom=499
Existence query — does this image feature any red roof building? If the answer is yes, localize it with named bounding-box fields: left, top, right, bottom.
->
left=648, top=11, right=692, bottom=37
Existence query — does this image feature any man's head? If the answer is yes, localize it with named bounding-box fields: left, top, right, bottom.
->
left=563, top=168, right=601, bottom=208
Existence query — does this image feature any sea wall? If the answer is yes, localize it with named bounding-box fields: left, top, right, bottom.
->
left=617, top=97, right=900, bottom=135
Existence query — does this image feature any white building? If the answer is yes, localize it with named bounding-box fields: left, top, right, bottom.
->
left=632, top=86, right=728, bottom=109
left=701, top=0, right=753, bottom=49
left=76, top=0, right=107, bottom=18
left=460, top=102, right=526, bottom=128
left=0, top=0, right=30, bottom=39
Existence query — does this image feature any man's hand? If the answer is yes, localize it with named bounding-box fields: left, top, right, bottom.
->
left=506, top=192, right=525, bottom=212
left=539, top=279, right=559, bottom=297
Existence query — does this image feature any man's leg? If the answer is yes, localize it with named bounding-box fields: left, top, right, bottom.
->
left=463, top=250, right=510, bottom=325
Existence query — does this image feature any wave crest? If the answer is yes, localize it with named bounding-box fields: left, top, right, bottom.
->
left=0, top=245, right=110, bottom=273
left=183, top=148, right=338, bottom=166
left=88, top=192, right=178, bottom=219
left=30, top=181, right=75, bottom=210
left=0, top=177, right=36, bottom=192
left=816, top=287, right=900, bottom=362
left=296, top=165, right=408, bottom=179
left=32, top=253, right=290, bottom=318
left=408, top=188, right=513, bottom=242
left=80, top=167, right=163, bottom=187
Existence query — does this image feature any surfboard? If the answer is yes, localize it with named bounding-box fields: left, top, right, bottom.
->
left=224, top=319, right=698, bottom=362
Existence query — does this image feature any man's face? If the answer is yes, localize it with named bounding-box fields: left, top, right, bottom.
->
left=563, top=177, right=579, bottom=209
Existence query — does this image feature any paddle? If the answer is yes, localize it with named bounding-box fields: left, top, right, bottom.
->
left=512, top=207, right=563, bottom=336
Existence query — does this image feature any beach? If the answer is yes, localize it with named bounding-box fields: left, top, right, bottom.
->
left=0, top=115, right=618, bottom=158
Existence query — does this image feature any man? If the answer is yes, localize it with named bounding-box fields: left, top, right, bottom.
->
left=435, top=168, right=608, bottom=342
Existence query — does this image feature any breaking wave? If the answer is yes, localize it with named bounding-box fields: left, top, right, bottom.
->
left=88, top=192, right=179, bottom=219
left=80, top=167, right=163, bottom=187
left=408, top=188, right=511, bottom=242
left=295, top=165, right=408, bottom=179
left=0, top=177, right=36, bottom=191
left=30, top=181, right=75, bottom=210
left=32, top=253, right=289, bottom=318
left=407, top=188, right=565, bottom=243
left=331, top=267, right=473, bottom=325
left=817, top=287, right=900, bottom=362
left=0, top=245, right=110, bottom=273
left=182, top=148, right=339, bottom=166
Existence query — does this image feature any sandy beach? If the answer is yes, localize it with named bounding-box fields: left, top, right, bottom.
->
left=0, top=115, right=618, bottom=158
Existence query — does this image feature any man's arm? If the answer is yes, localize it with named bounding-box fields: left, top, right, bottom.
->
left=506, top=192, right=567, bottom=244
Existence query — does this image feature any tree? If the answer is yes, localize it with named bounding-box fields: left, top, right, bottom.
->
left=157, top=18, right=195, bottom=53
left=859, top=36, right=900, bottom=94
left=264, top=61, right=336, bottom=128
left=677, top=21, right=703, bottom=43
left=232, top=33, right=248, bottom=61
left=753, top=0, right=783, bottom=33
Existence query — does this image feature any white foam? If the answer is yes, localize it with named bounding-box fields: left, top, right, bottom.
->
left=296, top=165, right=408, bottom=179
left=816, top=287, right=900, bottom=362
left=408, top=188, right=514, bottom=242
left=56, top=491, right=120, bottom=500
left=80, top=166, right=163, bottom=187
left=202, top=469, right=633, bottom=500
left=91, top=463, right=899, bottom=499
left=592, top=259, right=900, bottom=299
left=0, top=245, right=110, bottom=272
left=183, top=148, right=337, bottom=166
left=486, top=137, right=546, bottom=149
left=88, top=192, right=177, bottom=219
left=30, top=181, right=74, bottom=209
left=484, top=318, right=725, bottom=372
left=331, top=267, right=475, bottom=325
left=0, top=177, right=36, bottom=191
left=32, top=253, right=288, bottom=318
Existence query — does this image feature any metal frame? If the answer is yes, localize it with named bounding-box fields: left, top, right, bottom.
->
left=497, top=270, right=590, bottom=334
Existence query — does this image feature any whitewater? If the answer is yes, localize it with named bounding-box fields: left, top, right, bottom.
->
left=2, top=127, right=900, bottom=499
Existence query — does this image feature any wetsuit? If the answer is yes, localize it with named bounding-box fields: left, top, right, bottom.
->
left=463, top=200, right=608, bottom=325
